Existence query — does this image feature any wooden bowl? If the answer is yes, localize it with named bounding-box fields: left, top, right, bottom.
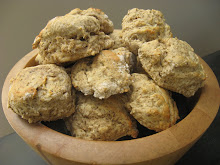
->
left=2, top=49, right=220, bottom=165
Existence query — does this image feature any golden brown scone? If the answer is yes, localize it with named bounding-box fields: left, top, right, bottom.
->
left=71, top=48, right=132, bottom=99
left=109, top=29, right=127, bottom=49
left=65, top=92, right=138, bottom=141
left=138, top=38, right=206, bottom=97
left=122, top=8, right=172, bottom=54
left=8, top=64, right=76, bottom=123
left=126, top=73, right=179, bottom=132
left=33, top=14, right=113, bottom=65
left=66, top=8, right=114, bottom=34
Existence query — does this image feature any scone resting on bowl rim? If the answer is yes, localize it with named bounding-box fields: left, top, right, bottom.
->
left=71, top=48, right=133, bottom=99
left=65, top=92, right=138, bottom=141
left=32, top=13, right=113, bottom=65
left=122, top=8, right=172, bottom=55
left=138, top=38, right=206, bottom=97
left=126, top=73, right=179, bottom=132
left=8, top=64, right=76, bottom=123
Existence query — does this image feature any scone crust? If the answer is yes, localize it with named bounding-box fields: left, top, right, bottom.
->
left=33, top=14, right=113, bottom=64
left=8, top=64, right=75, bottom=123
left=138, top=38, right=206, bottom=97
left=71, top=49, right=132, bottom=99
left=65, top=93, right=138, bottom=141
left=109, top=29, right=127, bottom=49
left=66, top=8, right=114, bottom=34
left=126, top=73, right=179, bottom=132
left=122, top=8, right=172, bottom=54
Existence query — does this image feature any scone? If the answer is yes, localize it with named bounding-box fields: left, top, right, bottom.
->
left=71, top=48, right=132, bottom=99
left=122, top=8, right=172, bottom=54
left=126, top=73, right=179, bottom=132
left=138, top=38, right=206, bottom=97
left=112, top=47, right=136, bottom=71
left=66, top=8, right=114, bottom=34
left=65, top=92, right=138, bottom=141
left=33, top=14, right=113, bottom=65
left=8, top=64, right=76, bottom=123
left=109, top=29, right=127, bottom=49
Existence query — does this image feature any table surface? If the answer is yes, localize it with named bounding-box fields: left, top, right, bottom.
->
left=0, top=51, right=219, bottom=165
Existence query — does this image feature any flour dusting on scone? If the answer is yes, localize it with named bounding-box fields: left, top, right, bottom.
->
left=126, top=73, right=179, bottom=132
left=122, top=8, right=172, bottom=54
left=8, top=64, right=76, bottom=123
left=65, top=92, right=138, bottom=141
left=138, top=38, right=206, bottom=97
left=71, top=48, right=132, bottom=99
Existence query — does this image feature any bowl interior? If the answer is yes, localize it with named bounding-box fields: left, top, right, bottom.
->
left=42, top=89, right=202, bottom=140
left=22, top=50, right=203, bottom=141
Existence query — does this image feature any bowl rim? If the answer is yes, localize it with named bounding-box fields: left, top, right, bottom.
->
left=2, top=49, right=220, bottom=164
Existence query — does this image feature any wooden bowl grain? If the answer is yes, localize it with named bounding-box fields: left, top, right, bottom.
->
left=2, top=49, right=220, bottom=165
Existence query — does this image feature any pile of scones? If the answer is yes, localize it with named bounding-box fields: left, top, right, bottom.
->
left=8, top=8, right=206, bottom=141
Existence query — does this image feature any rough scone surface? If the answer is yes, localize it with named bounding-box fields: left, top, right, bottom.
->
left=122, top=8, right=172, bottom=54
left=71, top=48, right=132, bottom=99
left=109, top=29, right=126, bottom=49
left=65, top=92, right=138, bottom=141
left=8, top=64, right=75, bottom=123
left=126, top=73, right=179, bottom=132
left=66, top=8, right=114, bottom=34
left=33, top=14, right=113, bottom=65
left=138, top=38, right=206, bottom=97
left=112, top=47, right=135, bottom=71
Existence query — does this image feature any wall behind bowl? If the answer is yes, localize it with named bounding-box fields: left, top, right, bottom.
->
left=0, top=0, right=220, bottom=137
